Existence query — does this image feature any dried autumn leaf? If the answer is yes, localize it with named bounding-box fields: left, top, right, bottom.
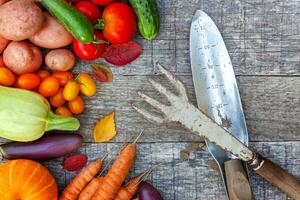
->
left=62, top=154, right=88, bottom=171
left=93, top=111, right=117, bottom=142
left=103, top=41, right=142, bottom=66
left=92, top=64, right=113, bottom=83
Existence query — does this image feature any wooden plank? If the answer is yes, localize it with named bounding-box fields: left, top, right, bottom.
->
left=74, top=0, right=300, bottom=76
left=43, top=141, right=300, bottom=200
left=75, top=75, right=299, bottom=142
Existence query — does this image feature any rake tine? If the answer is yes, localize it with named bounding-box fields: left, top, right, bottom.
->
left=147, top=78, right=176, bottom=101
left=132, top=104, right=167, bottom=124
left=156, top=63, right=188, bottom=99
left=137, top=91, right=167, bottom=111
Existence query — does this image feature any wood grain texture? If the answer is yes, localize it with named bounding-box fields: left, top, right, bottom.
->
left=43, top=141, right=300, bottom=200
left=74, top=75, right=300, bottom=142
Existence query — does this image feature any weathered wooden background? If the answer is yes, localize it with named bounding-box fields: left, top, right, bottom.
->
left=45, top=0, right=300, bottom=199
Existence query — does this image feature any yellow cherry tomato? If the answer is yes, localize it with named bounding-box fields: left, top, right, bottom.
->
left=77, top=72, right=96, bottom=97
left=55, top=106, right=73, bottom=117
left=68, top=96, right=85, bottom=114
left=63, top=80, right=80, bottom=101
left=50, top=88, right=65, bottom=107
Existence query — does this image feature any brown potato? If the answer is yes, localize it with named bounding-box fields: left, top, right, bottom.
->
left=0, top=35, right=9, bottom=54
left=3, top=41, right=42, bottom=75
left=29, top=13, right=73, bottom=49
left=45, top=49, right=76, bottom=71
left=0, top=0, right=44, bottom=41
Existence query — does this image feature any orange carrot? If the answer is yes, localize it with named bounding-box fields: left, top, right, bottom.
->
left=60, top=159, right=104, bottom=200
left=78, top=177, right=103, bottom=200
left=91, top=144, right=136, bottom=200
left=114, top=165, right=158, bottom=200
left=114, top=176, right=141, bottom=200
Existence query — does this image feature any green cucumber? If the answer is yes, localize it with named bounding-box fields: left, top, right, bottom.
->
left=41, top=0, right=94, bottom=43
left=129, top=0, right=160, bottom=40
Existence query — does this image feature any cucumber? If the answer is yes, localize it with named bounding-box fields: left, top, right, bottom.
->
left=41, top=0, right=94, bottom=43
left=129, top=0, right=160, bottom=40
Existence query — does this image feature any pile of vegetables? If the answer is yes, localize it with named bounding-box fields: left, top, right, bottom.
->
left=0, top=0, right=163, bottom=199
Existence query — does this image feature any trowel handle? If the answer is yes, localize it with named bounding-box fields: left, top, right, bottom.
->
left=249, top=153, right=300, bottom=200
left=224, top=160, right=254, bottom=200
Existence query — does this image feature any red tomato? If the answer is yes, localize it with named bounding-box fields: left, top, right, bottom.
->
left=91, top=0, right=113, bottom=6
left=73, top=31, right=106, bottom=60
left=75, top=1, right=101, bottom=23
left=101, top=2, right=136, bottom=44
left=17, top=73, right=41, bottom=90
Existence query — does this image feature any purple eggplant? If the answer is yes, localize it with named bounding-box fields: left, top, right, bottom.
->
left=0, top=133, right=83, bottom=160
left=139, top=181, right=163, bottom=200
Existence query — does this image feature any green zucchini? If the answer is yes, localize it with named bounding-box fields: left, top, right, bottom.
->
left=41, top=0, right=94, bottom=43
left=129, top=0, right=160, bottom=40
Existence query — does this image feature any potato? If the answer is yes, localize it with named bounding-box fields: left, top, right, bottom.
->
left=45, top=49, right=76, bottom=71
left=0, top=0, right=44, bottom=41
left=3, top=41, right=42, bottom=75
left=29, top=13, right=73, bottom=49
left=0, top=35, right=9, bottom=54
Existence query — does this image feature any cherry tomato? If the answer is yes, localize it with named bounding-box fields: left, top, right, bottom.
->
left=56, top=106, right=73, bottom=117
left=0, top=56, right=5, bottom=68
left=73, top=31, right=106, bottom=61
left=17, top=73, right=41, bottom=90
left=52, top=71, right=74, bottom=86
left=0, top=67, right=15, bottom=86
left=63, top=80, right=80, bottom=101
left=75, top=1, right=101, bottom=23
left=38, top=76, right=60, bottom=97
left=78, top=72, right=96, bottom=97
left=50, top=88, right=66, bottom=107
left=91, top=0, right=113, bottom=6
left=37, top=70, right=51, bottom=80
left=101, top=2, right=136, bottom=44
left=68, top=96, right=85, bottom=114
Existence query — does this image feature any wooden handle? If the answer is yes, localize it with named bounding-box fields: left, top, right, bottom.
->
left=249, top=153, right=300, bottom=200
left=224, top=160, right=254, bottom=200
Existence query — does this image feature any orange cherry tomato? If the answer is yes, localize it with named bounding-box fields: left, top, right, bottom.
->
left=77, top=72, right=96, bottom=97
left=63, top=80, right=80, bottom=101
left=0, top=56, right=5, bottom=68
left=50, top=88, right=65, bottom=107
left=52, top=71, right=74, bottom=86
left=68, top=96, right=85, bottom=114
left=37, top=70, right=51, bottom=80
left=0, top=67, right=15, bottom=86
left=38, top=76, right=60, bottom=97
left=17, top=73, right=41, bottom=90
left=0, top=67, right=16, bottom=86
left=55, top=106, right=73, bottom=117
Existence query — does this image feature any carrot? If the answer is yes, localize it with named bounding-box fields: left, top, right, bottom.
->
left=114, top=165, right=158, bottom=200
left=60, top=159, right=105, bottom=200
left=91, top=131, right=143, bottom=200
left=78, top=177, right=103, bottom=200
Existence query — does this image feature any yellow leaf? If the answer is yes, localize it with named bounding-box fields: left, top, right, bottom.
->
left=93, top=111, right=117, bottom=142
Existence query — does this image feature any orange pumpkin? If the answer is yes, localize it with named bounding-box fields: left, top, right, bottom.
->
left=0, top=159, right=58, bottom=200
